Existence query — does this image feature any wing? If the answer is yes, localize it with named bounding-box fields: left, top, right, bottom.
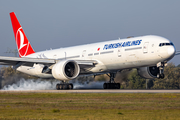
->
left=175, top=51, right=180, bottom=55
left=0, top=56, right=97, bottom=70
left=0, top=56, right=56, bottom=69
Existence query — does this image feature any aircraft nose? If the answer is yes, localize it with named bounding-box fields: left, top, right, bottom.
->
left=168, top=46, right=176, bottom=56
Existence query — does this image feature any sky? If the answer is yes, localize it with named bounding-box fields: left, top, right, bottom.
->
left=0, top=0, right=180, bottom=65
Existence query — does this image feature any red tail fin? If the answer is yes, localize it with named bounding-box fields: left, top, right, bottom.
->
left=10, top=12, right=35, bottom=57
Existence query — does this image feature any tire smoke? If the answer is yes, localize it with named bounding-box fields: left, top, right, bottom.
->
left=1, top=78, right=104, bottom=90
left=2, top=79, right=59, bottom=90
left=73, top=81, right=104, bottom=89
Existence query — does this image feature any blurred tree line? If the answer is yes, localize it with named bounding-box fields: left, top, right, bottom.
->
left=118, top=63, right=180, bottom=89
left=0, top=66, right=40, bottom=89
left=0, top=63, right=180, bottom=89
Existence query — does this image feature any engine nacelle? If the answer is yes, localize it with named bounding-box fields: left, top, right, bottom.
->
left=52, top=60, right=80, bottom=80
left=137, top=66, right=159, bottom=79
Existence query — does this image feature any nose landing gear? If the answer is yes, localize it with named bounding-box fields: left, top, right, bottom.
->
left=157, top=62, right=166, bottom=79
left=103, top=73, right=121, bottom=89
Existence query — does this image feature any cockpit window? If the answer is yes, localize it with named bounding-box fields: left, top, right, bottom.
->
left=159, top=42, right=173, bottom=47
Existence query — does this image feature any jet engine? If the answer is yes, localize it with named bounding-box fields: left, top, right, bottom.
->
left=52, top=60, right=80, bottom=80
left=137, top=66, right=159, bottom=79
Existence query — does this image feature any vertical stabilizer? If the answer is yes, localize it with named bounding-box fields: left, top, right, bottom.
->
left=10, top=12, right=35, bottom=57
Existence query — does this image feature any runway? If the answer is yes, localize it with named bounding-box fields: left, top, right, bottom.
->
left=1, top=89, right=180, bottom=93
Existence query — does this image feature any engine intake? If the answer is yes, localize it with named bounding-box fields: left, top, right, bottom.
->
left=52, top=60, right=80, bottom=80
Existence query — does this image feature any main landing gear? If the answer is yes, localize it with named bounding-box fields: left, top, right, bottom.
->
left=103, top=73, right=121, bottom=89
left=56, top=81, right=73, bottom=90
left=157, top=62, right=165, bottom=79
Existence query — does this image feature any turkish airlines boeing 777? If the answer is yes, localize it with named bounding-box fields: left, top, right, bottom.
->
left=0, top=12, right=178, bottom=89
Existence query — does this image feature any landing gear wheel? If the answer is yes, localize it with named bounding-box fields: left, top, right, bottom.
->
left=56, top=83, right=74, bottom=90
left=157, top=73, right=165, bottom=79
left=59, top=84, right=63, bottom=89
left=103, top=72, right=121, bottom=89
left=63, top=84, right=67, bottom=89
left=160, top=73, right=164, bottom=79
left=103, top=83, right=107, bottom=89
left=103, top=83, right=121, bottom=89
left=68, top=84, right=73, bottom=89
left=116, top=83, right=121, bottom=89
left=56, top=84, right=60, bottom=90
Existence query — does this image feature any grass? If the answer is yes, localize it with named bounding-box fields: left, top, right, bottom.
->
left=0, top=92, right=180, bottom=119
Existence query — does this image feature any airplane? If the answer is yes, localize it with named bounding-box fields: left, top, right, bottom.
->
left=0, top=12, right=178, bottom=90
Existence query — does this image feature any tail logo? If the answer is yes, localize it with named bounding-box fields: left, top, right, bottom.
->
left=16, top=27, right=29, bottom=57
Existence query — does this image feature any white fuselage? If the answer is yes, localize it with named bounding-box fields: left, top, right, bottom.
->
left=17, top=35, right=176, bottom=79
